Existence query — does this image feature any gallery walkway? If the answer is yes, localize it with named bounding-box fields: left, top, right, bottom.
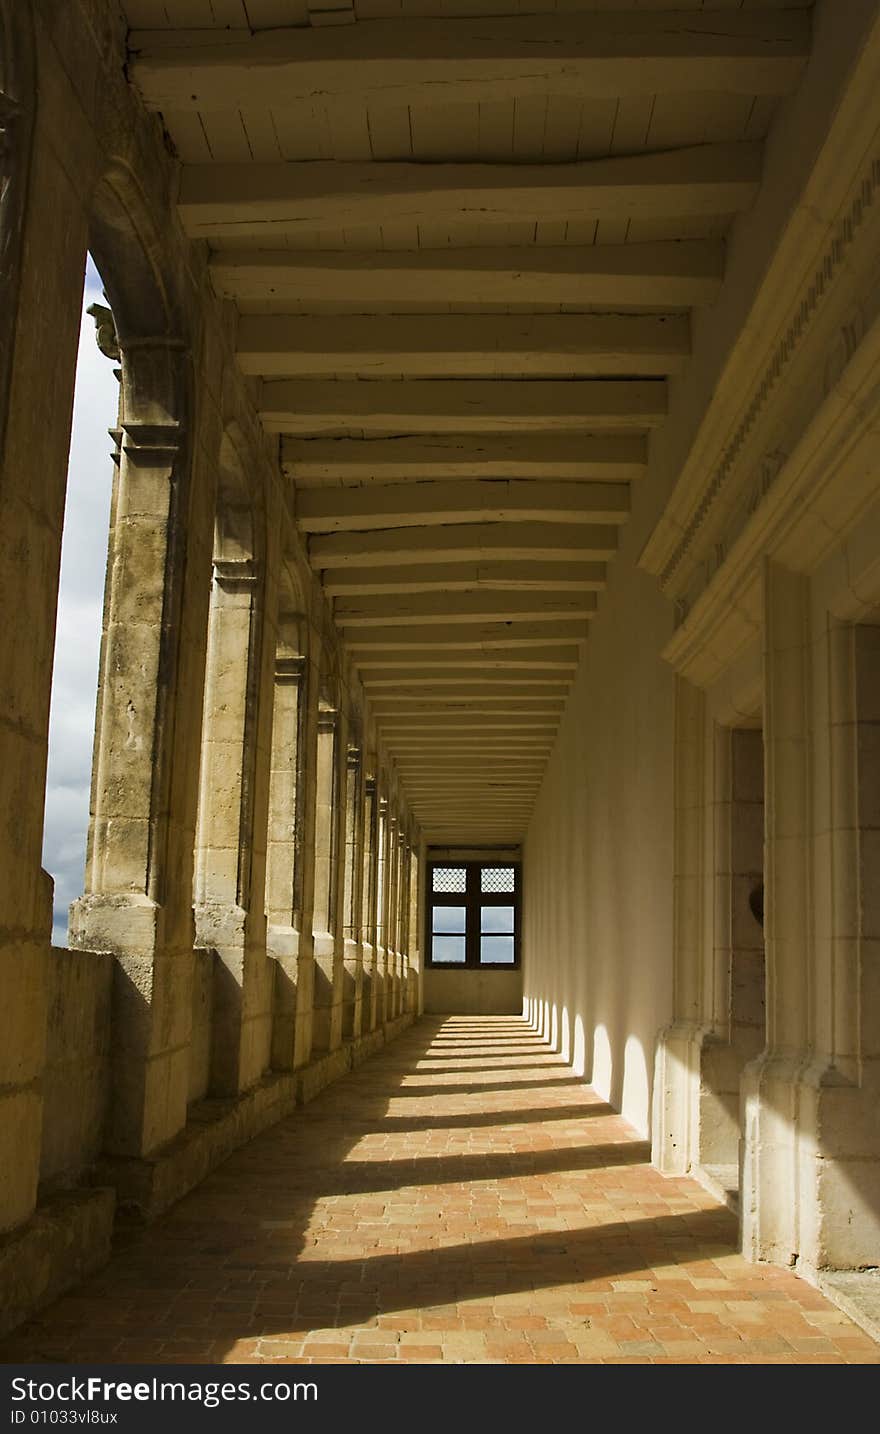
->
left=3, top=1018, right=877, bottom=1365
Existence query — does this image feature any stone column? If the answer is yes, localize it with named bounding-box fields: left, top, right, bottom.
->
left=375, top=794, right=389, bottom=1027
left=193, top=548, right=274, bottom=1098
left=266, top=638, right=306, bottom=1070
left=0, top=11, right=77, bottom=1226
left=386, top=812, right=400, bottom=1019
left=341, top=743, right=364, bottom=1040
left=69, top=342, right=203, bottom=1159
left=311, top=700, right=341, bottom=1052
left=652, top=676, right=709, bottom=1175
left=798, top=619, right=880, bottom=1270
left=741, top=560, right=813, bottom=1266
left=360, top=772, right=378, bottom=1033
left=290, top=645, right=320, bottom=1069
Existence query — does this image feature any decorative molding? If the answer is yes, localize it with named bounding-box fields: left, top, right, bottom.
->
left=213, top=556, right=259, bottom=591
left=656, top=153, right=880, bottom=593
left=274, top=654, right=305, bottom=683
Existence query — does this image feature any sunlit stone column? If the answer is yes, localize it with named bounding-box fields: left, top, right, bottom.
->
left=792, top=618, right=880, bottom=1271
left=311, top=699, right=344, bottom=1052
left=341, top=743, right=365, bottom=1040
left=741, top=560, right=813, bottom=1265
left=360, top=769, right=378, bottom=1034
left=193, top=548, right=275, bottom=1098
left=69, top=342, right=204, bottom=1158
left=652, top=675, right=709, bottom=1175
left=290, top=644, right=320, bottom=1069
left=266, top=635, right=306, bottom=1070
left=375, top=792, right=390, bottom=1027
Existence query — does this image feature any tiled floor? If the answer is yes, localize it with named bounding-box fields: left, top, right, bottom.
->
left=3, top=1016, right=878, bottom=1364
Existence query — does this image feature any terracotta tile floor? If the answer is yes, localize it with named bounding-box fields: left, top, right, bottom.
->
left=3, top=1016, right=879, bottom=1365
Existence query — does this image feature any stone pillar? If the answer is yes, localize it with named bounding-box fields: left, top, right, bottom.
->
left=69, top=342, right=202, bottom=1159
left=290, top=645, right=320, bottom=1069
left=652, top=676, right=709, bottom=1175
left=360, top=772, right=378, bottom=1034
left=697, top=726, right=766, bottom=1177
left=386, top=812, right=400, bottom=1020
left=741, top=560, right=813, bottom=1266
left=341, top=743, right=364, bottom=1040
left=311, top=700, right=341, bottom=1052
left=266, top=638, right=306, bottom=1069
left=801, top=619, right=880, bottom=1270
left=0, top=8, right=76, bottom=1226
left=375, top=794, right=389, bottom=1027
left=192, top=544, right=275, bottom=1098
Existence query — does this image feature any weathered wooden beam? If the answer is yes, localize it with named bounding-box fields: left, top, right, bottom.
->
left=238, top=313, right=689, bottom=379
left=392, top=739, right=556, bottom=751
left=363, top=672, right=573, bottom=689
left=323, top=561, right=606, bottom=596
left=312, top=523, right=618, bottom=568
left=370, top=695, right=566, bottom=712
left=180, top=146, right=761, bottom=239
left=130, top=11, right=809, bottom=111
left=353, top=645, right=581, bottom=670
left=335, top=591, right=597, bottom=626
left=283, top=434, right=647, bottom=484
left=379, top=711, right=559, bottom=725
left=263, top=379, right=665, bottom=435
left=298, top=481, right=629, bottom=534
left=344, top=619, right=590, bottom=648
left=215, top=243, right=723, bottom=309
left=393, top=755, right=549, bottom=767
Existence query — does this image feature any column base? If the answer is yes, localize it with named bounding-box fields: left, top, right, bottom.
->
left=743, top=1052, right=880, bottom=1271
left=651, top=1020, right=707, bottom=1175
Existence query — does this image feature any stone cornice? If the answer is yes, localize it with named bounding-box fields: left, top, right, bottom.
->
left=663, top=292, right=880, bottom=688
left=640, top=14, right=880, bottom=600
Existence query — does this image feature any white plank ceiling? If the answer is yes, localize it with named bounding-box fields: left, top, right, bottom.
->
left=124, top=0, right=814, bottom=844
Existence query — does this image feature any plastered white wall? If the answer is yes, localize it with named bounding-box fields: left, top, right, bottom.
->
left=523, top=499, right=675, bottom=1137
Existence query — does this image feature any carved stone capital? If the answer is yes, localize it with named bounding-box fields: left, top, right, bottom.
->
left=274, top=654, right=305, bottom=683
left=213, top=557, right=259, bottom=591
left=120, top=418, right=184, bottom=466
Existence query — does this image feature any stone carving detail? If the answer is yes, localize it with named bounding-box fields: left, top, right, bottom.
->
left=86, top=302, right=120, bottom=362
left=661, top=155, right=880, bottom=590
left=823, top=307, right=866, bottom=396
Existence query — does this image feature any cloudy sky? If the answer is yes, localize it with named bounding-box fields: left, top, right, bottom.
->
left=42, top=256, right=119, bottom=945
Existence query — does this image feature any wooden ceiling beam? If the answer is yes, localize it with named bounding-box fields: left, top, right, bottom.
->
left=344, top=619, right=589, bottom=648
left=237, top=313, right=689, bottom=379
left=323, top=561, right=606, bottom=596
left=362, top=669, right=574, bottom=686
left=313, top=522, right=617, bottom=568
left=214, top=242, right=723, bottom=309
left=180, top=145, right=761, bottom=239
left=298, top=481, right=629, bottom=534
left=283, top=434, right=646, bottom=484
left=348, top=651, right=581, bottom=671
left=263, top=379, right=665, bottom=435
left=336, top=591, right=596, bottom=626
left=131, top=11, right=809, bottom=111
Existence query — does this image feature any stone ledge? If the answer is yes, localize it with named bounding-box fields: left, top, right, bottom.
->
left=93, top=1014, right=416, bottom=1222
left=692, top=1162, right=740, bottom=1215
left=816, top=1269, right=880, bottom=1345
left=94, top=1070, right=299, bottom=1221
left=298, top=1012, right=414, bottom=1101
left=0, top=1187, right=115, bottom=1339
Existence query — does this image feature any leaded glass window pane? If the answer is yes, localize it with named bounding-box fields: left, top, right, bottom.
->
left=481, top=866, right=515, bottom=893
left=433, top=866, right=467, bottom=893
